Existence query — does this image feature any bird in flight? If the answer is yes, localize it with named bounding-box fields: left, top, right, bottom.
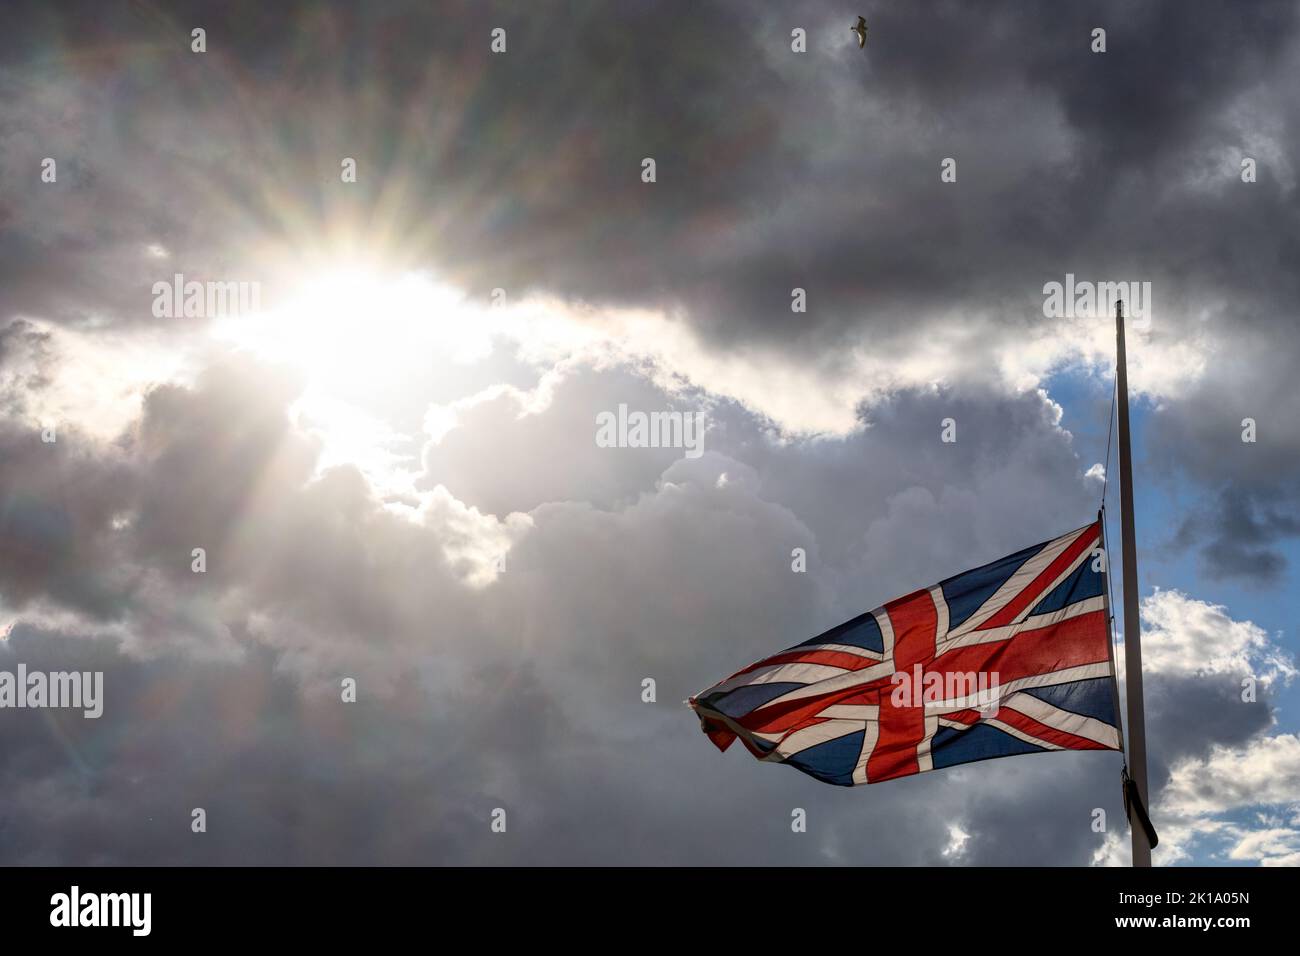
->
left=852, top=15, right=868, bottom=49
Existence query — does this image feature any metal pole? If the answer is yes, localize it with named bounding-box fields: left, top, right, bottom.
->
left=1097, top=508, right=1125, bottom=757
left=1115, top=299, right=1152, bottom=867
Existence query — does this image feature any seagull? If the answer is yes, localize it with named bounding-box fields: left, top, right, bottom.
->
left=852, top=15, right=868, bottom=49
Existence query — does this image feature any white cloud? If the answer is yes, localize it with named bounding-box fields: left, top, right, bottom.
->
left=1226, top=826, right=1300, bottom=867
left=1162, top=735, right=1300, bottom=818
left=1142, top=735, right=1300, bottom=866
left=1135, top=589, right=1297, bottom=685
left=3, top=316, right=202, bottom=441
left=941, top=823, right=972, bottom=860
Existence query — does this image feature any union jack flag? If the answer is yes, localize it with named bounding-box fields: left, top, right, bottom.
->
left=690, top=522, right=1122, bottom=786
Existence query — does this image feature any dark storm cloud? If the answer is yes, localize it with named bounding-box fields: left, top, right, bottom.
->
left=7, top=0, right=1296, bottom=562
left=1172, top=487, right=1300, bottom=583
left=1145, top=672, right=1278, bottom=770
left=420, top=364, right=707, bottom=514
left=1152, top=334, right=1300, bottom=581
left=0, top=319, right=54, bottom=415
left=5, top=1, right=1294, bottom=342
left=0, top=417, right=135, bottom=620
left=425, top=355, right=1101, bottom=557
left=124, top=358, right=318, bottom=586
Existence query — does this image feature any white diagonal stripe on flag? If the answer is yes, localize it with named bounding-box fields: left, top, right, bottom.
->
left=982, top=717, right=1065, bottom=751
left=705, top=661, right=851, bottom=697
left=874, top=606, right=895, bottom=661
left=852, top=718, right=879, bottom=784
left=999, top=692, right=1121, bottom=749
left=791, top=642, right=886, bottom=662
left=930, top=585, right=949, bottom=642
left=819, top=704, right=882, bottom=719
left=750, top=659, right=897, bottom=709
left=945, top=525, right=1090, bottom=640
left=1005, top=532, right=1097, bottom=628
left=771, top=718, right=864, bottom=759
left=915, top=715, right=940, bottom=772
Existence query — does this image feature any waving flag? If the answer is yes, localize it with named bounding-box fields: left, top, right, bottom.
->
left=690, top=522, right=1122, bottom=786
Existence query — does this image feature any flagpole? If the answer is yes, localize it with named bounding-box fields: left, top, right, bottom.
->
left=1097, top=507, right=1125, bottom=757
left=1114, top=299, right=1152, bottom=867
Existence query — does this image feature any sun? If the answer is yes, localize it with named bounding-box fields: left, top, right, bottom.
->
left=210, top=267, right=493, bottom=394
left=206, top=265, right=497, bottom=491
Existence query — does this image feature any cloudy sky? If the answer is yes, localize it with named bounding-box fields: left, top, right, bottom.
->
left=1, top=0, right=1298, bottom=865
